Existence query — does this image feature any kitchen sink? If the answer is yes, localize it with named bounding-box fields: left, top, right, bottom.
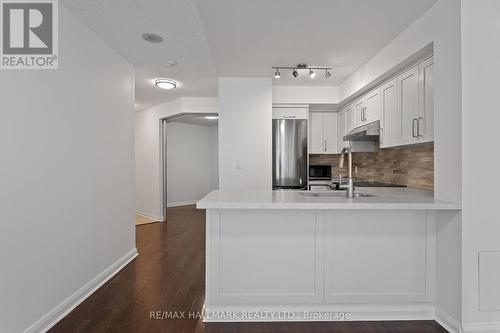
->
left=299, top=191, right=376, bottom=198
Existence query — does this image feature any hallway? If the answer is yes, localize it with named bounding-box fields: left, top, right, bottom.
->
left=50, top=205, right=447, bottom=333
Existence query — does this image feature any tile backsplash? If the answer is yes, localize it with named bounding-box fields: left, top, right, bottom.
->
left=309, top=143, right=434, bottom=190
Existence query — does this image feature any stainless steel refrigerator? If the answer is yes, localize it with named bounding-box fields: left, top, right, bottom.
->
left=272, top=119, right=308, bottom=189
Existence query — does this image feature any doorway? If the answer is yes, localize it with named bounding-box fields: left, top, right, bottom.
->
left=161, top=113, right=219, bottom=221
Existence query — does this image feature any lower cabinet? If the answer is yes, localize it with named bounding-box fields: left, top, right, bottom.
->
left=206, top=209, right=435, bottom=306
left=324, top=210, right=435, bottom=303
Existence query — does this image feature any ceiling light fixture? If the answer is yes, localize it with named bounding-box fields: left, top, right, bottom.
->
left=272, top=64, right=332, bottom=79
left=142, top=33, right=164, bottom=43
left=274, top=69, right=281, bottom=79
left=204, top=116, right=219, bottom=120
left=154, top=78, right=177, bottom=90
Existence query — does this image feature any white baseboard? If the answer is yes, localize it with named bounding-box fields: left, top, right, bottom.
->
left=435, top=307, right=462, bottom=333
left=203, top=304, right=435, bottom=322
left=136, top=210, right=162, bottom=221
left=166, top=201, right=197, bottom=208
left=23, top=248, right=138, bottom=333
left=462, top=322, right=500, bottom=333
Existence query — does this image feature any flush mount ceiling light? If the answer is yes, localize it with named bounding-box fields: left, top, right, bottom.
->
left=154, top=79, right=177, bottom=90
left=272, top=64, right=332, bottom=79
left=142, top=33, right=164, bottom=43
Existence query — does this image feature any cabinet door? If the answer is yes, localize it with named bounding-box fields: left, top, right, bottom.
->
left=364, top=88, right=381, bottom=124
left=345, top=105, right=354, bottom=133
left=380, top=78, right=400, bottom=148
left=323, top=112, right=338, bottom=154
left=309, top=112, right=325, bottom=153
left=337, top=111, right=346, bottom=152
left=353, top=99, right=365, bottom=128
left=398, top=65, right=420, bottom=145
left=418, top=57, right=434, bottom=143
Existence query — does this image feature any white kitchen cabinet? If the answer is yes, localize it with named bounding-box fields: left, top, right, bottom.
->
left=338, top=105, right=375, bottom=153
left=353, top=98, right=364, bottom=128
left=309, top=111, right=338, bottom=154
left=272, top=106, right=308, bottom=119
left=380, top=56, right=434, bottom=148
left=352, top=88, right=381, bottom=129
left=418, top=57, right=434, bottom=143
left=364, top=88, right=381, bottom=124
left=399, top=65, right=420, bottom=144
left=380, top=78, right=400, bottom=148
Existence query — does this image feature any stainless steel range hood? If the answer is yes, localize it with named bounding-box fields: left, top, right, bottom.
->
left=343, top=120, right=380, bottom=141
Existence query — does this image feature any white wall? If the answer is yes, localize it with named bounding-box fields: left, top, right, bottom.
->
left=272, top=85, right=339, bottom=104
left=461, top=0, right=500, bottom=329
left=135, top=97, right=218, bottom=219
left=218, top=78, right=272, bottom=190
left=166, top=122, right=218, bottom=206
left=338, top=0, right=462, bottom=327
left=0, top=4, right=135, bottom=333
left=210, top=125, right=220, bottom=189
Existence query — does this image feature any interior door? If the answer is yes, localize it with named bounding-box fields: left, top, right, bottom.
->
left=161, top=119, right=168, bottom=221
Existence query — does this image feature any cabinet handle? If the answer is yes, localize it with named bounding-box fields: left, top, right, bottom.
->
left=412, top=118, right=418, bottom=138
left=283, top=115, right=296, bottom=119
left=324, top=140, right=327, bottom=152
left=418, top=117, right=423, bottom=137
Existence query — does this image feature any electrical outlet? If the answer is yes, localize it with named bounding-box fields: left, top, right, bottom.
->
left=354, top=166, right=358, bottom=173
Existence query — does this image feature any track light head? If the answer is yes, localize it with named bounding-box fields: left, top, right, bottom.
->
left=325, top=69, right=332, bottom=79
left=274, top=69, right=280, bottom=79
left=292, top=69, right=299, bottom=78
left=309, top=69, right=316, bottom=79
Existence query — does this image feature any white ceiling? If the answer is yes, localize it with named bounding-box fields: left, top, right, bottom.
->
left=62, top=0, right=436, bottom=110
left=168, top=113, right=218, bottom=127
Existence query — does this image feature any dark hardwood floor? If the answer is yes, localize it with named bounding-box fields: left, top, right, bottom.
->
left=50, top=205, right=448, bottom=333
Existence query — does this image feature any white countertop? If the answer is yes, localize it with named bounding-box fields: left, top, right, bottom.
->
left=196, top=188, right=461, bottom=210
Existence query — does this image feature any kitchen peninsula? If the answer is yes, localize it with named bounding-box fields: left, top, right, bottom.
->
left=197, top=188, right=460, bottom=322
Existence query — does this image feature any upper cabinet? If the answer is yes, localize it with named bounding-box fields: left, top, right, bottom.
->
left=380, top=56, right=434, bottom=148
left=309, top=111, right=338, bottom=154
left=352, top=88, right=381, bottom=128
left=418, top=57, right=434, bottom=143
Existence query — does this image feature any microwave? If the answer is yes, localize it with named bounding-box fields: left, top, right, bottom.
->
left=309, top=165, right=332, bottom=180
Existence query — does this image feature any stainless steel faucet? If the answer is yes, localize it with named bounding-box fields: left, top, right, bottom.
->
left=338, top=147, right=355, bottom=198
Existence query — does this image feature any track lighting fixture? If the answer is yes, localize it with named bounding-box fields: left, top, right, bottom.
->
left=274, top=69, right=281, bottom=79
left=272, top=64, right=332, bottom=79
